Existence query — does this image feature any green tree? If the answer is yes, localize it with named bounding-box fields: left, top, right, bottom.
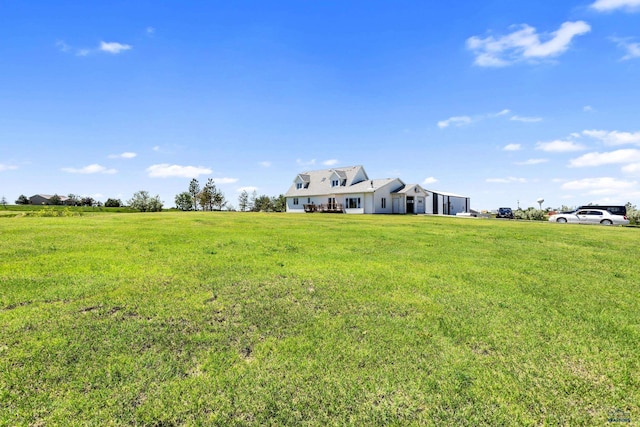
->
left=626, top=202, right=639, bottom=225
left=249, top=190, right=257, bottom=212
left=49, top=194, right=63, bottom=205
left=81, top=197, right=95, bottom=207
left=105, top=198, right=122, bottom=208
left=174, top=192, right=193, bottom=211
left=272, top=194, right=286, bottom=212
left=1, top=196, right=7, bottom=209
left=253, top=195, right=273, bottom=212
left=127, top=191, right=162, bottom=212
left=189, top=179, right=200, bottom=211
left=67, top=194, right=81, bottom=206
left=15, top=194, right=29, bottom=205
left=238, top=190, right=249, bottom=212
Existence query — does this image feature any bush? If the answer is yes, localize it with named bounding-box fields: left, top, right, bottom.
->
left=22, top=208, right=82, bottom=217
left=514, top=208, right=547, bottom=221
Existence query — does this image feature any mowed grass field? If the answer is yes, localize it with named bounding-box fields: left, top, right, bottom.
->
left=1, top=212, right=638, bottom=426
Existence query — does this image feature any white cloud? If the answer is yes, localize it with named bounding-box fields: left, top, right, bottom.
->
left=322, top=159, right=339, bottom=166
left=486, top=177, right=527, bottom=183
left=146, top=27, right=155, bottom=35
left=437, top=116, right=472, bottom=129
left=515, top=158, right=548, bottom=165
left=561, top=177, right=638, bottom=195
left=583, top=105, right=594, bottom=112
left=0, top=164, right=18, bottom=172
left=510, top=115, right=543, bottom=123
left=259, top=161, right=271, bottom=168
left=100, top=41, right=132, bottom=54
left=503, top=143, right=522, bottom=151
left=213, top=177, right=239, bottom=185
left=108, top=152, right=137, bottom=159
left=489, top=109, right=511, bottom=117
left=296, top=158, right=316, bottom=167
left=536, top=140, right=586, bottom=152
left=61, top=164, right=117, bottom=174
left=146, top=164, right=212, bottom=178
left=55, top=40, right=71, bottom=53
left=610, top=37, right=640, bottom=60
left=591, top=0, right=640, bottom=12
left=153, top=146, right=160, bottom=151
left=423, top=177, right=438, bottom=185
left=622, top=163, right=640, bottom=174
left=583, top=129, right=640, bottom=146
left=237, top=186, right=258, bottom=193
left=569, top=149, right=640, bottom=167
left=467, top=21, right=591, bottom=67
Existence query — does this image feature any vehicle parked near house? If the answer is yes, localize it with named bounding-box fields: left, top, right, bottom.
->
left=496, top=207, right=514, bottom=219
left=577, top=205, right=626, bottom=216
left=548, top=208, right=629, bottom=226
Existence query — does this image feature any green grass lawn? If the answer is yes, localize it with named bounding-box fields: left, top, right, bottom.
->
left=1, top=212, right=638, bottom=425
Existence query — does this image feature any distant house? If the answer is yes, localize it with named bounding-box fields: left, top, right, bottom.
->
left=284, top=165, right=470, bottom=215
left=29, top=194, right=73, bottom=206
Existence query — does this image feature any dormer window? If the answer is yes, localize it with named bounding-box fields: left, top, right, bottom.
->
left=341, top=179, right=347, bottom=186
left=296, top=183, right=303, bottom=189
left=331, top=179, right=340, bottom=187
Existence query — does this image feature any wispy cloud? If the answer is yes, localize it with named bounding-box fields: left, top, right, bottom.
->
left=467, top=21, right=591, bottom=67
left=503, top=143, right=522, bottom=151
left=437, top=116, right=472, bottom=129
left=322, top=159, right=339, bottom=166
left=510, top=115, right=543, bottom=123
left=146, top=27, right=155, bottom=36
left=423, top=177, right=438, bottom=185
left=61, top=164, right=117, bottom=174
left=146, top=164, right=212, bottom=178
left=591, top=0, right=640, bottom=12
left=213, top=177, right=239, bottom=184
left=438, top=109, right=542, bottom=129
left=486, top=177, right=527, bottom=183
left=108, top=152, right=137, bottom=159
left=536, top=139, right=586, bottom=152
left=100, top=41, right=132, bottom=54
left=622, top=163, right=640, bottom=175
left=561, top=177, right=638, bottom=195
left=583, top=105, right=594, bottom=112
left=56, top=40, right=132, bottom=56
left=515, top=158, right=548, bottom=165
left=610, top=37, right=640, bottom=60
left=259, top=161, right=271, bottom=168
left=0, top=164, right=18, bottom=172
left=583, top=129, right=640, bottom=146
left=569, top=148, right=640, bottom=167
left=296, top=158, right=316, bottom=167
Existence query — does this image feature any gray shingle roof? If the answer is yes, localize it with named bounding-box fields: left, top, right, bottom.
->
left=287, top=165, right=382, bottom=197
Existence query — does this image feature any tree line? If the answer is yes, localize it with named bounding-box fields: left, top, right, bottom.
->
left=174, top=178, right=286, bottom=212
left=6, top=178, right=288, bottom=213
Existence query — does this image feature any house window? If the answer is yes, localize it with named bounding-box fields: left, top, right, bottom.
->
left=304, top=183, right=309, bottom=188
left=307, top=198, right=311, bottom=204
left=331, top=179, right=340, bottom=187
left=296, top=183, right=302, bottom=189
left=346, top=197, right=361, bottom=209
left=293, top=198, right=299, bottom=205
left=381, top=198, right=386, bottom=209
left=341, top=179, right=347, bottom=186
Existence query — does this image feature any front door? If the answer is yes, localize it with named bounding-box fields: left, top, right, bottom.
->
left=406, top=196, right=414, bottom=214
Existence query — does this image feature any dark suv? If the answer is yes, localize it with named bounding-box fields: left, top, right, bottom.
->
left=496, top=207, right=514, bottom=219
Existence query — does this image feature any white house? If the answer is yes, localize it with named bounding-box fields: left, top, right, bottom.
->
left=285, top=165, right=470, bottom=215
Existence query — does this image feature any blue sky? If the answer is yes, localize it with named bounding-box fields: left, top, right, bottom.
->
left=1, top=0, right=640, bottom=210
